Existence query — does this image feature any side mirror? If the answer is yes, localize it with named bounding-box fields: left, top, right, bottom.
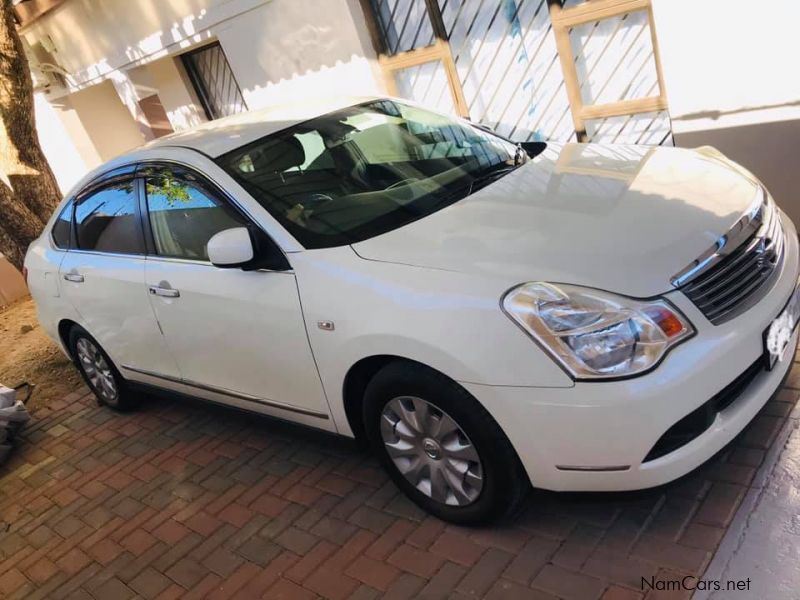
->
left=207, top=227, right=255, bottom=268
left=517, top=141, right=547, bottom=159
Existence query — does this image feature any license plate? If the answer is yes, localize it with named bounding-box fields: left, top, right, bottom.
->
left=764, top=283, right=800, bottom=369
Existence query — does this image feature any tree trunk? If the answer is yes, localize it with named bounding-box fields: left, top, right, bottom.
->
left=0, top=0, right=61, bottom=271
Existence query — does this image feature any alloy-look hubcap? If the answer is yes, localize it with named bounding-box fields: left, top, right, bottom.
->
left=380, top=396, right=483, bottom=506
left=76, top=337, right=118, bottom=403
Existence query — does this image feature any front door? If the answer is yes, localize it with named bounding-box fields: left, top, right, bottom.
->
left=140, top=165, right=330, bottom=421
left=59, top=173, right=179, bottom=377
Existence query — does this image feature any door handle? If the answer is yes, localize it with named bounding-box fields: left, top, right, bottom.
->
left=63, top=273, right=84, bottom=283
left=149, top=286, right=180, bottom=298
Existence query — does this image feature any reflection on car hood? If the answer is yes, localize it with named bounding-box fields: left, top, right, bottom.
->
left=352, top=143, right=763, bottom=297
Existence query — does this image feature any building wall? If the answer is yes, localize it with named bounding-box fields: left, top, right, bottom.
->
left=215, top=0, right=387, bottom=109
left=67, top=80, right=146, bottom=160
left=144, top=57, right=206, bottom=132
left=25, top=0, right=386, bottom=188
left=652, top=0, right=800, bottom=222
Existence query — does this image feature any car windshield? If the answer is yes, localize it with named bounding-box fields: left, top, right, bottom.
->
left=215, top=100, right=524, bottom=249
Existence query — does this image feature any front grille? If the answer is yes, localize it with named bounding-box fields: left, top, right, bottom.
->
left=680, top=197, right=784, bottom=324
left=643, top=358, right=764, bottom=462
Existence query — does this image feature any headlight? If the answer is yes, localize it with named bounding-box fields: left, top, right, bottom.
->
left=502, top=282, right=694, bottom=380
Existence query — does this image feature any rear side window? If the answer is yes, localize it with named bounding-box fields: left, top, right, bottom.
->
left=75, top=181, right=143, bottom=254
left=144, top=167, right=246, bottom=260
left=51, top=200, right=74, bottom=249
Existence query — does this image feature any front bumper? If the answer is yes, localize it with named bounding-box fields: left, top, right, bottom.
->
left=464, top=216, right=800, bottom=492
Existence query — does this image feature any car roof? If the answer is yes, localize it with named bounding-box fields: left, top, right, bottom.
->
left=144, top=95, right=382, bottom=158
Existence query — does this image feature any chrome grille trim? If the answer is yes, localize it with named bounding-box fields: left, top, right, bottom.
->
left=674, top=187, right=784, bottom=325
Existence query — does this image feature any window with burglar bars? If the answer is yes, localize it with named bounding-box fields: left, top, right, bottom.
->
left=181, top=42, right=248, bottom=121
left=361, top=0, right=672, bottom=146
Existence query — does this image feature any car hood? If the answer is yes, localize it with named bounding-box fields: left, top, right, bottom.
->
left=352, top=143, right=762, bottom=297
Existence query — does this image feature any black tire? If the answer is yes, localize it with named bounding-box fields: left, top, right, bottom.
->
left=363, top=360, right=529, bottom=524
left=68, top=325, right=133, bottom=411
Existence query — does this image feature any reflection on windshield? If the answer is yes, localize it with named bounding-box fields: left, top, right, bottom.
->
left=215, top=100, right=523, bottom=249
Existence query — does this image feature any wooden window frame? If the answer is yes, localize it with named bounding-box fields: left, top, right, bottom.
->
left=361, top=0, right=669, bottom=142
left=359, top=0, right=469, bottom=117
left=547, top=0, right=668, bottom=141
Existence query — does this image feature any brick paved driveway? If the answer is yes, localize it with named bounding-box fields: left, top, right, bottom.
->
left=1, top=357, right=798, bottom=600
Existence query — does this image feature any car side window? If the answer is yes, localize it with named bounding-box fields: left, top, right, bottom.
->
left=51, top=200, right=74, bottom=249
left=144, top=167, right=247, bottom=261
left=75, top=181, right=144, bottom=254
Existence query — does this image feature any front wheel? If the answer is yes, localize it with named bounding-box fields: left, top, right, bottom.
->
left=69, top=326, right=133, bottom=411
left=363, top=361, right=529, bottom=524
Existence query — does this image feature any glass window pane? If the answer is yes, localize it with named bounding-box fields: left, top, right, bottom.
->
left=394, top=61, right=456, bottom=116
left=51, top=200, right=74, bottom=249
left=145, top=168, right=246, bottom=260
left=75, top=183, right=142, bottom=254
left=370, top=0, right=435, bottom=55
left=216, top=99, right=517, bottom=249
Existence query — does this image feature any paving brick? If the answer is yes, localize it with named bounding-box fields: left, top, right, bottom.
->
left=348, top=505, right=397, bottom=534
left=1, top=568, right=30, bottom=593
left=583, top=550, right=659, bottom=589
left=382, top=572, right=426, bottom=600
left=207, top=562, right=260, bottom=600
left=429, top=530, right=486, bottom=567
left=93, top=576, right=136, bottom=600
left=121, top=529, right=157, bottom=556
left=631, top=535, right=710, bottom=573
left=153, top=519, right=191, bottom=545
left=86, top=538, right=124, bottom=566
left=680, top=522, right=726, bottom=551
left=388, top=543, right=445, bottom=579
left=217, top=503, right=253, bottom=528
left=55, top=548, right=92, bottom=576
left=264, top=577, right=317, bottom=600
left=417, top=561, right=467, bottom=598
left=232, top=551, right=297, bottom=599
left=4, top=371, right=797, bottom=599
left=249, top=494, right=289, bottom=518
left=165, top=558, right=207, bottom=589
left=694, top=482, right=745, bottom=528
left=485, top=578, right=560, bottom=600
left=184, top=511, right=222, bottom=537
left=456, top=548, right=513, bottom=597
left=364, top=519, right=416, bottom=560
left=129, top=567, right=173, bottom=599
left=202, top=547, right=244, bottom=578
left=316, top=473, right=357, bottom=497
left=601, top=586, right=644, bottom=600
left=235, top=535, right=281, bottom=567
left=275, top=526, right=319, bottom=555
left=345, top=554, right=401, bottom=591
left=503, top=536, right=559, bottom=586
left=285, top=540, right=337, bottom=582
left=531, top=564, right=605, bottom=600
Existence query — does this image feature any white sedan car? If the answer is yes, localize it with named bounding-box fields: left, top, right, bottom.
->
left=25, top=97, right=799, bottom=523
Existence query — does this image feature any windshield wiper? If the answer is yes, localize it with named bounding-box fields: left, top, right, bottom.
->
left=429, top=162, right=519, bottom=211
left=467, top=163, right=518, bottom=195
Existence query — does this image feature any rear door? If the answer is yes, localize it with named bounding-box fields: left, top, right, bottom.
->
left=59, top=168, right=179, bottom=378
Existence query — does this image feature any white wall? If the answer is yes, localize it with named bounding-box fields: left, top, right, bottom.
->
left=22, top=0, right=385, bottom=98
left=652, top=0, right=800, bottom=222
left=652, top=0, right=800, bottom=134
left=26, top=0, right=386, bottom=190
left=216, top=0, right=386, bottom=110
left=145, top=57, right=206, bottom=131
left=33, top=93, right=88, bottom=192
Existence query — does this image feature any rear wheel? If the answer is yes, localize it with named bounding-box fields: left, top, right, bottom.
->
left=363, top=361, right=528, bottom=524
left=68, top=326, right=132, bottom=411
